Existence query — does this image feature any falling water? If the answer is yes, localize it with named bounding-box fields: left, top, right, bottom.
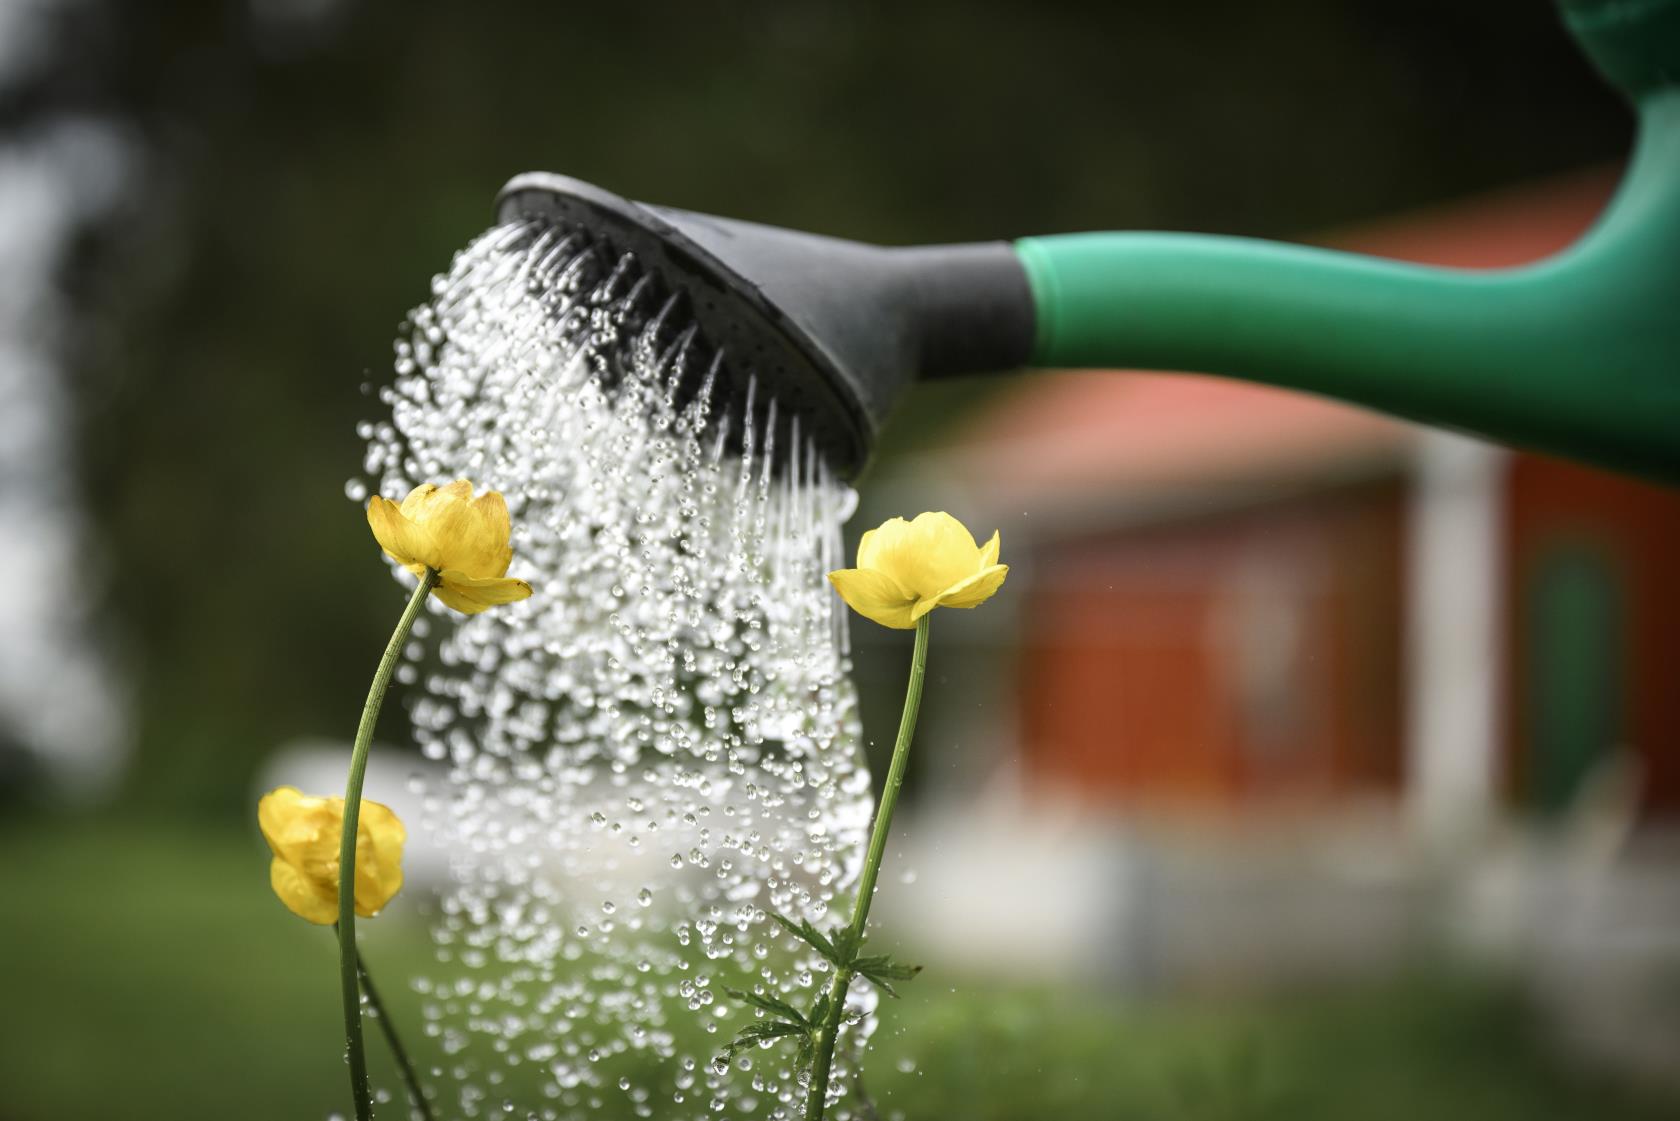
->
left=356, top=220, right=877, bottom=1120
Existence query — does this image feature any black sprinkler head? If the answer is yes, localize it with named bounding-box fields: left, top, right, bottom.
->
left=496, top=173, right=1035, bottom=479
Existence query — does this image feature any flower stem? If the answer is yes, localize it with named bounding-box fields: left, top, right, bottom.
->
left=804, top=614, right=930, bottom=1121
left=340, top=568, right=438, bottom=1120
left=356, top=945, right=438, bottom=1121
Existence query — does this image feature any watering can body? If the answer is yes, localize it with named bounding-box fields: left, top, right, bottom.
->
left=499, top=0, right=1680, bottom=483
left=1015, top=99, right=1680, bottom=484
left=1012, top=0, right=1680, bottom=484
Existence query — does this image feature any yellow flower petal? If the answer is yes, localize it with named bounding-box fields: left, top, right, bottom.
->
left=257, top=786, right=407, bottom=923
left=258, top=786, right=335, bottom=872
left=366, top=497, right=429, bottom=572
left=270, top=856, right=338, bottom=924
left=376, top=480, right=523, bottom=589
left=353, top=799, right=406, bottom=917
left=465, top=490, right=515, bottom=578
left=433, top=570, right=534, bottom=615
left=828, top=568, right=918, bottom=629
left=361, top=798, right=407, bottom=850
left=398, top=482, right=439, bottom=519
left=937, top=563, right=1009, bottom=610
left=831, top=513, right=1005, bottom=627
left=404, top=480, right=474, bottom=528
left=406, top=479, right=471, bottom=510
left=859, top=512, right=982, bottom=601
left=414, top=488, right=484, bottom=570
left=854, top=519, right=905, bottom=573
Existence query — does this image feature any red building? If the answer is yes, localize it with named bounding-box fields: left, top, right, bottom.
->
left=930, top=168, right=1680, bottom=828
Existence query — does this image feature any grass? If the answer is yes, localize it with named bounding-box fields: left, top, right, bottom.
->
left=1, top=817, right=1674, bottom=1120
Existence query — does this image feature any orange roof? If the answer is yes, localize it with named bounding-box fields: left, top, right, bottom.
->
left=943, top=167, right=1619, bottom=511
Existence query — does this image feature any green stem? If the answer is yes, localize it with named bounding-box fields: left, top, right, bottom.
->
left=356, top=945, right=438, bottom=1121
left=804, top=615, right=930, bottom=1121
left=340, top=568, right=438, bottom=1120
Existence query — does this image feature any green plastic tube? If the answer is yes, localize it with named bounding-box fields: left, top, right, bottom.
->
left=1015, top=88, right=1680, bottom=483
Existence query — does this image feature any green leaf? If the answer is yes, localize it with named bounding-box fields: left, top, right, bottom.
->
left=768, top=911, right=842, bottom=966
left=858, top=973, right=900, bottom=999
left=852, top=955, right=922, bottom=981
left=796, top=1032, right=815, bottom=1072
left=831, top=926, right=861, bottom=964
left=853, top=954, right=923, bottom=998
left=722, top=1019, right=805, bottom=1060
left=808, top=989, right=832, bottom=1028
left=727, top=987, right=811, bottom=1029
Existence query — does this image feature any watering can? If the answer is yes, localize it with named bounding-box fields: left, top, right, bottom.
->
left=497, top=0, right=1680, bottom=483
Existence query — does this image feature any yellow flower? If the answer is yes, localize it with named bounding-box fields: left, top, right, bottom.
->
left=257, top=786, right=406, bottom=925
left=366, top=479, right=534, bottom=615
left=828, top=511, right=1008, bottom=629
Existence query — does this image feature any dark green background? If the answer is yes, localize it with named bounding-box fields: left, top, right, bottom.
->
left=43, top=0, right=1626, bottom=813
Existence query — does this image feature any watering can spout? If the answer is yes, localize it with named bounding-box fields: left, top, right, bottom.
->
left=1013, top=2, right=1680, bottom=483
left=1016, top=87, right=1680, bottom=483
left=495, top=1, right=1680, bottom=483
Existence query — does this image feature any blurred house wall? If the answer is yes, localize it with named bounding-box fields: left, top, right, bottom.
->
left=1021, top=480, right=1405, bottom=808
left=919, top=165, right=1680, bottom=829
left=1505, top=453, right=1680, bottom=815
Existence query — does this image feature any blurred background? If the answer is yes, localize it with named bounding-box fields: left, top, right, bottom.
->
left=3, top=0, right=1679, bottom=1118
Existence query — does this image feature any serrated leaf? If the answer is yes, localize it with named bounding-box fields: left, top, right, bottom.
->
left=796, top=1032, right=815, bottom=1072
left=735, top=1021, right=802, bottom=1043
left=857, top=972, right=900, bottom=998
left=852, top=955, right=922, bottom=981
left=808, top=989, right=832, bottom=1028
left=728, top=987, right=811, bottom=1029
left=831, top=926, right=861, bottom=964
left=722, top=1019, right=805, bottom=1060
left=768, top=910, right=842, bottom=965
left=853, top=954, right=923, bottom=998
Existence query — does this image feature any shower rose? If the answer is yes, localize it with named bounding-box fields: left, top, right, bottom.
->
left=258, top=786, right=405, bottom=925
left=828, top=511, right=1008, bottom=628
left=366, top=480, right=533, bottom=614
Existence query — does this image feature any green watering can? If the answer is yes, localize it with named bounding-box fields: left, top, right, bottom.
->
left=497, top=0, right=1680, bottom=483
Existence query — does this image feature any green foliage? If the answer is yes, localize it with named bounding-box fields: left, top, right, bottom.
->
left=720, top=1018, right=806, bottom=1061
left=767, top=910, right=922, bottom=998
left=5, top=819, right=1680, bottom=1121
left=769, top=910, right=843, bottom=965
left=721, top=982, right=844, bottom=1070
left=852, top=953, right=924, bottom=999
left=723, top=915, right=924, bottom=1075
left=721, top=988, right=813, bottom=1068
left=727, top=986, right=813, bottom=1029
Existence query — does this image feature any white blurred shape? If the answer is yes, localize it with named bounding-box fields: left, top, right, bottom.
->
left=0, top=115, right=137, bottom=794
left=1404, top=430, right=1506, bottom=845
